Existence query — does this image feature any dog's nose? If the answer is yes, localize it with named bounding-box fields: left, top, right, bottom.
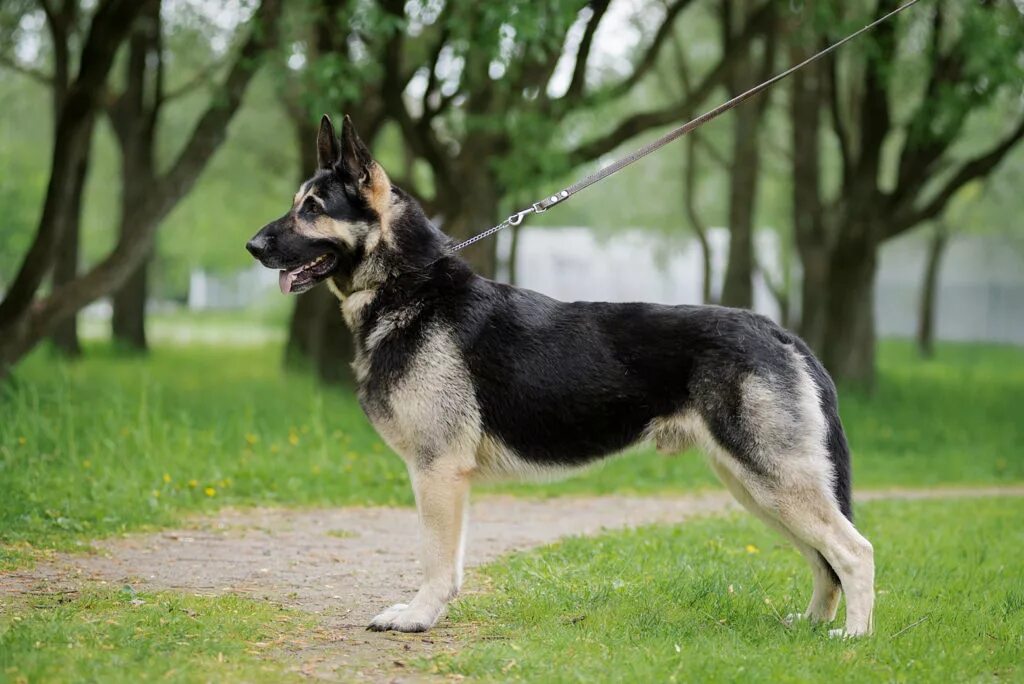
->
left=246, top=235, right=268, bottom=259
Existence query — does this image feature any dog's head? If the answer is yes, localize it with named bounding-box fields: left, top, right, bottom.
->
left=246, top=115, right=392, bottom=295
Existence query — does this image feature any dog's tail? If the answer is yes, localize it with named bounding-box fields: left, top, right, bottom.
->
left=794, top=338, right=854, bottom=523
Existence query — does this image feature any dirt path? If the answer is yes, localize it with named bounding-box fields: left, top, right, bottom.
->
left=3, top=486, right=1023, bottom=681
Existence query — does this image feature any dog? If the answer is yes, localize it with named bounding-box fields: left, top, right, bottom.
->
left=246, top=114, right=874, bottom=637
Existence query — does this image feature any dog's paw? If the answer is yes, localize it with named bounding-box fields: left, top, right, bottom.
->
left=828, top=627, right=870, bottom=639
left=367, top=603, right=439, bottom=633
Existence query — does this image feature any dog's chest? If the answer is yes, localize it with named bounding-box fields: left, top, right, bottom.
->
left=356, top=319, right=481, bottom=464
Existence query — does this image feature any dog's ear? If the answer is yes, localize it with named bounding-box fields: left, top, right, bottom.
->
left=338, top=115, right=375, bottom=184
left=317, top=114, right=340, bottom=170
left=339, top=114, right=391, bottom=217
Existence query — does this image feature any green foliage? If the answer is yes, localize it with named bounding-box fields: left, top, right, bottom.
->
left=1, top=339, right=1021, bottom=566
left=0, top=590, right=307, bottom=683
left=435, top=497, right=1024, bottom=681
left=0, top=74, right=48, bottom=282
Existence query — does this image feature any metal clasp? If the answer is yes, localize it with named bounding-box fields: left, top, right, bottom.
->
left=531, top=189, right=569, bottom=214
left=507, top=206, right=536, bottom=226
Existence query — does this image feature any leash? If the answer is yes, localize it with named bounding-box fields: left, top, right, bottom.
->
left=449, top=0, right=921, bottom=253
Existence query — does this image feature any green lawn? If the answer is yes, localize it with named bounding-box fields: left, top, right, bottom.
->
left=2, top=340, right=1022, bottom=566
left=0, top=590, right=308, bottom=683
left=435, top=496, right=1024, bottom=682
left=1, top=339, right=1021, bottom=682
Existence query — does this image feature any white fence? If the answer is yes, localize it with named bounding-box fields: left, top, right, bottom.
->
left=182, top=227, right=1024, bottom=345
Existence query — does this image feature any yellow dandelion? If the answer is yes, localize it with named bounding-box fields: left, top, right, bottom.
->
left=745, top=544, right=760, bottom=554
left=204, top=487, right=216, bottom=497
left=244, top=433, right=259, bottom=446
left=188, top=479, right=199, bottom=488
left=152, top=490, right=160, bottom=498
left=83, top=459, right=92, bottom=469
left=288, top=432, right=300, bottom=446
left=17, top=436, right=27, bottom=445
left=162, top=473, right=172, bottom=484
left=270, top=443, right=280, bottom=454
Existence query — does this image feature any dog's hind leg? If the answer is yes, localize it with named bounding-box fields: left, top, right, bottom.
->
left=368, top=462, right=471, bottom=632
left=706, top=458, right=841, bottom=624
left=708, top=450, right=873, bottom=636
left=775, top=489, right=874, bottom=637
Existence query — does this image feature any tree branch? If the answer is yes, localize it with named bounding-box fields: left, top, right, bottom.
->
left=160, top=57, right=223, bottom=103
left=825, top=52, right=852, bottom=185
left=564, top=0, right=612, bottom=102
left=4, top=0, right=283, bottom=359
left=151, top=0, right=282, bottom=214
left=421, top=23, right=450, bottom=118
left=851, top=0, right=897, bottom=195
left=889, top=116, right=1024, bottom=238
left=684, top=133, right=714, bottom=303
left=603, top=0, right=697, bottom=101
left=568, top=1, right=770, bottom=163
left=0, top=0, right=153, bottom=329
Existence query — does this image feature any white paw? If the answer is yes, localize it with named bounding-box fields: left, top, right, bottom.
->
left=367, top=602, right=441, bottom=633
left=829, top=627, right=869, bottom=639
left=784, top=612, right=803, bottom=626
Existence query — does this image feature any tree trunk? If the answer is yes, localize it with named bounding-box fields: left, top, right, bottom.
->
left=49, top=153, right=89, bottom=357
left=720, top=100, right=761, bottom=309
left=797, top=245, right=830, bottom=350
left=719, top=6, right=772, bottom=310
left=111, top=256, right=149, bottom=351
left=442, top=171, right=501, bottom=278
left=789, top=46, right=828, bottom=352
left=283, top=110, right=357, bottom=386
left=916, top=224, right=949, bottom=359
left=820, top=233, right=878, bottom=390
left=0, top=0, right=282, bottom=377
left=285, top=284, right=356, bottom=385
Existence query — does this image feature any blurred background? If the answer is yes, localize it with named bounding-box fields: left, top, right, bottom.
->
left=2, top=0, right=1022, bottom=388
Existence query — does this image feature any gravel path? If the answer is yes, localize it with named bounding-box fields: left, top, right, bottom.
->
left=3, top=486, right=1023, bottom=681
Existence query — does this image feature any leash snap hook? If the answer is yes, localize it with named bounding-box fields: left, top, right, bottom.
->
left=507, top=206, right=536, bottom=226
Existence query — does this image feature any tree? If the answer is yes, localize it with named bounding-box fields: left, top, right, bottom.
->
left=789, top=0, right=1024, bottom=387
left=287, top=0, right=773, bottom=383
left=718, top=1, right=775, bottom=309
left=275, top=0, right=392, bottom=385
left=0, top=1, right=96, bottom=356
left=915, top=220, right=948, bottom=358
left=0, top=0, right=284, bottom=376
left=106, top=1, right=274, bottom=351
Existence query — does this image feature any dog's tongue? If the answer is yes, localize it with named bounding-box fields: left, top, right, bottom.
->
left=279, top=268, right=298, bottom=294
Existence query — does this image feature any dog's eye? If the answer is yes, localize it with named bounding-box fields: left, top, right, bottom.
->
left=303, top=197, right=323, bottom=215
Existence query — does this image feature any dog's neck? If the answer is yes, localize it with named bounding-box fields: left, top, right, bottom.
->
left=330, top=191, right=466, bottom=338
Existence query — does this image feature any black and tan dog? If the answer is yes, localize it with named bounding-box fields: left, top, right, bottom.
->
left=247, top=115, right=874, bottom=636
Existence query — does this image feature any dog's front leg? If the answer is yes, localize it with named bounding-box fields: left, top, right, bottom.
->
left=368, top=464, right=470, bottom=632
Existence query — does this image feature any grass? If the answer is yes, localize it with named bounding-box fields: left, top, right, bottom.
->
left=2, top=339, right=1022, bottom=565
left=434, top=496, right=1024, bottom=682
left=0, top=589, right=308, bottom=683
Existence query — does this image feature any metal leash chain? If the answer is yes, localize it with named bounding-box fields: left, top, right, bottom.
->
left=449, top=0, right=921, bottom=253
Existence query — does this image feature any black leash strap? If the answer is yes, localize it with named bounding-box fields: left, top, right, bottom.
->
left=450, top=0, right=921, bottom=253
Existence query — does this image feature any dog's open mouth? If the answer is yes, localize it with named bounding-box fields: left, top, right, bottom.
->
left=279, top=253, right=339, bottom=294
